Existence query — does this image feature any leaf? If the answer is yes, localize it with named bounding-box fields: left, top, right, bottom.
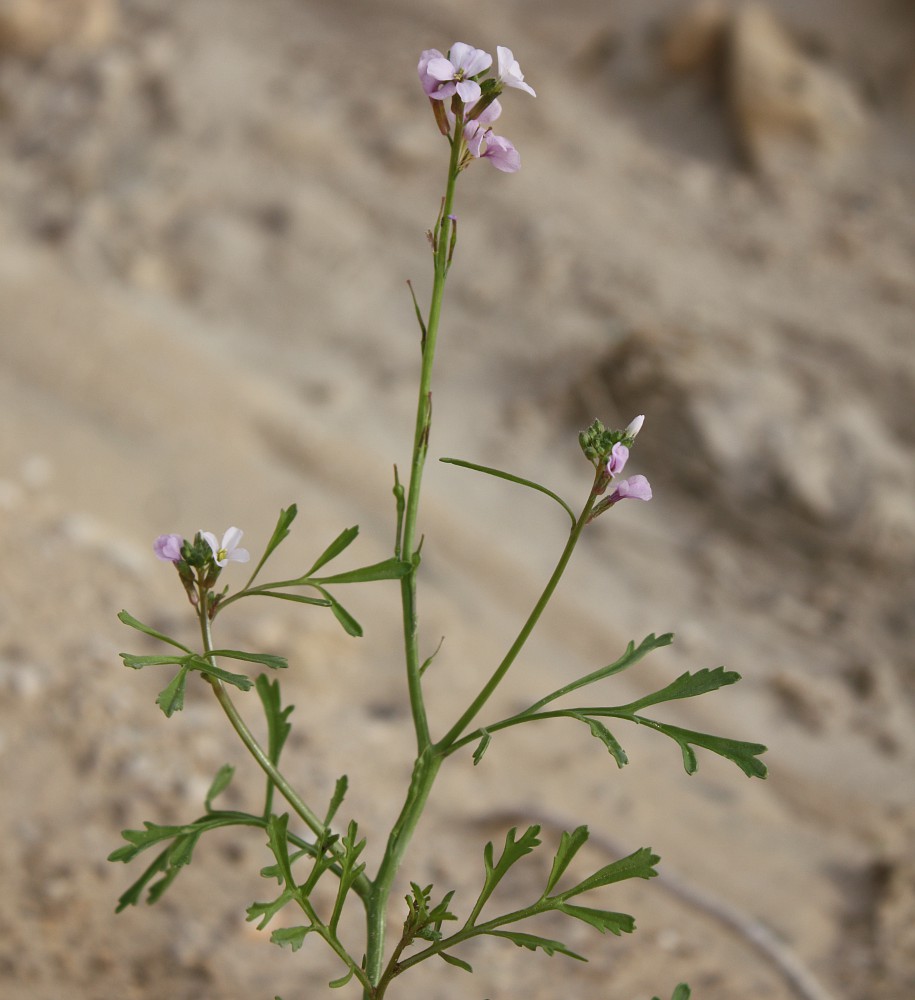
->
left=109, top=822, right=198, bottom=864
left=470, top=826, right=541, bottom=922
left=419, top=636, right=445, bottom=676
left=556, top=902, right=636, bottom=936
left=439, top=952, right=473, bottom=973
left=156, top=666, right=190, bottom=716
left=558, top=846, right=659, bottom=899
left=618, top=667, right=741, bottom=713
left=523, top=633, right=674, bottom=713
left=304, top=525, right=359, bottom=577
left=324, top=776, right=348, bottom=826
left=487, top=930, right=586, bottom=962
left=312, top=557, right=411, bottom=585
left=266, top=814, right=296, bottom=889
left=117, top=610, right=194, bottom=654
left=572, top=713, right=628, bottom=768
left=208, top=649, right=288, bottom=670
left=271, top=925, right=313, bottom=952
left=440, top=457, right=576, bottom=526
left=246, top=890, right=295, bottom=930
left=472, top=730, right=491, bottom=766
left=256, top=675, right=294, bottom=767
left=187, top=657, right=253, bottom=691
left=205, top=765, right=235, bottom=812
left=119, top=653, right=188, bottom=669
left=640, top=721, right=768, bottom=779
left=328, top=967, right=355, bottom=989
left=247, top=505, right=298, bottom=585
left=653, top=986, right=691, bottom=1000
left=544, top=826, right=589, bottom=895
left=244, top=591, right=330, bottom=607
left=321, top=590, right=363, bottom=637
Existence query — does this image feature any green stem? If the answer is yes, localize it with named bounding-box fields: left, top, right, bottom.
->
left=364, top=122, right=465, bottom=997
left=196, top=588, right=372, bottom=904
left=437, top=481, right=600, bottom=751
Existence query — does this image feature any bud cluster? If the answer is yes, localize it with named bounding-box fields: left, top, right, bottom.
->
left=153, top=527, right=250, bottom=611
left=581, top=415, right=652, bottom=522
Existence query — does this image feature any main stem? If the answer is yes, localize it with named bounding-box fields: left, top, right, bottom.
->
left=363, top=127, right=464, bottom=996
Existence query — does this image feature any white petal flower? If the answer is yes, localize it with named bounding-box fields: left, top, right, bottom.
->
left=496, top=46, right=536, bottom=96
left=202, top=527, right=250, bottom=567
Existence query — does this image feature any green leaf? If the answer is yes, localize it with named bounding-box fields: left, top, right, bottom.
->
left=653, top=986, right=691, bottom=1000
left=246, top=505, right=298, bottom=586
left=321, top=590, right=363, bottom=637
left=328, top=967, right=355, bottom=989
left=256, top=675, right=294, bottom=767
left=271, top=925, right=313, bottom=952
left=472, top=730, right=491, bottom=766
left=246, top=890, right=295, bottom=930
left=470, top=826, right=541, bottom=924
left=487, top=930, right=586, bottom=962
left=438, top=951, right=473, bottom=973
left=312, top=557, right=411, bottom=585
left=304, top=525, right=359, bottom=577
left=205, top=765, right=235, bottom=812
left=558, top=846, right=659, bottom=899
left=639, top=720, right=768, bottom=779
left=266, top=814, right=296, bottom=889
left=544, top=826, right=589, bottom=895
left=440, top=457, right=576, bottom=527
left=244, top=591, right=330, bottom=606
left=117, top=610, right=194, bottom=654
left=187, top=657, right=253, bottom=691
left=618, top=667, right=741, bottom=713
left=572, top=713, right=628, bottom=768
left=208, top=649, right=288, bottom=670
left=109, top=821, right=199, bottom=863
left=524, top=633, right=674, bottom=713
left=156, top=665, right=190, bottom=716
left=119, top=653, right=188, bottom=669
left=329, top=821, right=367, bottom=933
left=324, top=776, right=348, bottom=826
left=556, top=902, right=636, bottom=935
left=419, top=636, right=445, bottom=676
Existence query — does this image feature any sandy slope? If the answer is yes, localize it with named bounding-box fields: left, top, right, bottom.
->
left=1, top=1, right=913, bottom=998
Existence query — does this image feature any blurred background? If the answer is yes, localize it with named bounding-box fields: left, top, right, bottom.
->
left=0, top=1, right=913, bottom=998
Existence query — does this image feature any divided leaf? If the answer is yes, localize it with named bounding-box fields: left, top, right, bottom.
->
left=618, top=667, right=741, bottom=713
left=557, top=846, right=659, bottom=899
left=156, top=666, right=190, bottom=716
left=270, top=925, right=314, bottom=952
left=641, top=721, right=768, bottom=779
left=205, top=764, right=235, bottom=812
left=572, top=713, right=628, bottom=768
left=486, top=930, right=586, bottom=962
left=555, top=902, right=636, bottom=936
left=544, top=825, right=590, bottom=895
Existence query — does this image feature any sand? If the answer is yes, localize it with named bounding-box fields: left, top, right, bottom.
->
left=0, top=1, right=913, bottom=998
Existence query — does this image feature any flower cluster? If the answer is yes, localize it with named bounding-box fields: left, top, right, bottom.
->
left=585, top=415, right=652, bottom=522
left=418, top=43, right=535, bottom=173
left=154, top=527, right=249, bottom=608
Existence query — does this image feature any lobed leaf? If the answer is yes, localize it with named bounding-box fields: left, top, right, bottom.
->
left=557, top=846, right=659, bottom=899
left=572, top=713, right=629, bottom=768
left=555, top=902, right=636, bottom=936
left=271, top=926, right=314, bottom=952
left=617, top=667, right=741, bottom=713
left=543, top=825, right=590, bottom=896
left=205, top=764, right=235, bottom=812
left=246, top=890, right=295, bottom=930
left=438, top=952, right=473, bottom=973
left=641, top=720, right=768, bottom=778
left=256, top=675, right=294, bottom=767
left=187, top=657, right=253, bottom=691
left=119, top=653, right=187, bottom=669
left=156, top=666, right=190, bottom=716
left=324, top=776, right=349, bottom=826
left=117, top=610, right=193, bottom=654
left=487, top=930, right=586, bottom=962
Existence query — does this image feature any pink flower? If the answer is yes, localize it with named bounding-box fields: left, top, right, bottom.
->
left=153, top=534, right=184, bottom=562
left=424, top=42, right=493, bottom=104
left=201, top=527, right=250, bottom=567
left=606, top=442, right=629, bottom=477
left=496, top=46, right=536, bottom=97
left=609, top=475, right=652, bottom=504
left=464, top=120, right=521, bottom=172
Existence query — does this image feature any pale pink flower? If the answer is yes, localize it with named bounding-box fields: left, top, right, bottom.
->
left=201, top=527, right=250, bottom=567
left=463, top=120, right=521, bottom=172
left=153, top=533, right=184, bottom=562
left=609, top=475, right=652, bottom=504
left=496, top=46, right=536, bottom=97
left=425, top=42, right=492, bottom=104
left=606, top=442, right=629, bottom=477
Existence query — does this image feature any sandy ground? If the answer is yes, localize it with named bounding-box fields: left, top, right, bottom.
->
left=1, top=1, right=914, bottom=998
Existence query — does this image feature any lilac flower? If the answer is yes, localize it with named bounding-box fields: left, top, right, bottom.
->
left=609, top=475, right=652, bottom=504
left=606, top=442, right=629, bottom=477
left=496, top=46, right=536, bottom=97
left=153, top=534, right=184, bottom=562
left=201, top=527, right=250, bottom=567
left=464, top=120, right=521, bottom=172
left=424, top=42, right=493, bottom=104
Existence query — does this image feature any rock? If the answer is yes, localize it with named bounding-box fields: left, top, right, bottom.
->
left=0, top=0, right=117, bottom=58
left=660, top=0, right=728, bottom=75
left=727, top=2, right=867, bottom=175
